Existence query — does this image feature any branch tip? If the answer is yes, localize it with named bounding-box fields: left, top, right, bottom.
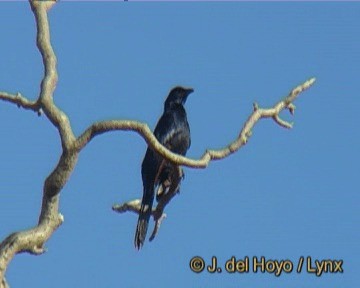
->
left=241, top=134, right=248, bottom=144
left=112, top=200, right=142, bottom=214
left=273, top=115, right=293, bottom=129
left=288, top=103, right=296, bottom=115
left=27, top=246, right=46, bottom=255
left=58, top=213, right=64, bottom=223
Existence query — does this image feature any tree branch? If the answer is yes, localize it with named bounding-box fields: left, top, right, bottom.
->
left=0, top=277, right=9, bottom=288
left=0, top=92, right=40, bottom=114
left=77, top=77, right=315, bottom=168
left=0, top=1, right=78, bottom=284
left=30, top=0, right=75, bottom=150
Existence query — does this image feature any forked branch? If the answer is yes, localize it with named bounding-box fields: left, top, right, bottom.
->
left=0, top=1, right=75, bottom=285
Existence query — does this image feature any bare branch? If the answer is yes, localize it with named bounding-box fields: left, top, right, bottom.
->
left=0, top=92, right=40, bottom=114
left=77, top=77, right=316, bottom=169
left=0, top=1, right=79, bottom=283
left=112, top=199, right=142, bottom=214
left=0, top=277, right=9, bottom=288
left=0, top=209, right=64, bottom=281
left=273, top=115, right=293, bottom=129
left=1, top=0, right=75, bottom=150
left=30, top=0, right=75, bottom=150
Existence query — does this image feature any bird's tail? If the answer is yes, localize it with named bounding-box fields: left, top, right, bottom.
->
left=134, top=185, right=154, bottom=250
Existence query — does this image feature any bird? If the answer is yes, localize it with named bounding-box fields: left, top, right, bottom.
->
left=134, top=86, right=193, bottom=250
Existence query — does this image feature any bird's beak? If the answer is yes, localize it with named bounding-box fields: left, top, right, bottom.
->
left=186, top=88, right=194, bottom=95
left=183, top=88, right=194, bottom=104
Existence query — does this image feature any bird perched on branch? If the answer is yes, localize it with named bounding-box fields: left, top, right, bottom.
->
left=134, top=86, right=193, bottom=249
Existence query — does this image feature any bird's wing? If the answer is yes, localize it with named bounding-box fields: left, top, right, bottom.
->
left=154, top=112, right=178, bottom=149
left=154, top=112, right=190, bottom=151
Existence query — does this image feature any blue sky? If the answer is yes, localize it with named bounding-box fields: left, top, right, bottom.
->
left=0, top=2, right=358, bottom=287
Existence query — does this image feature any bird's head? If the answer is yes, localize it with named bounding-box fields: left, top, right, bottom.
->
left=164, top=86, right=194, bottom=110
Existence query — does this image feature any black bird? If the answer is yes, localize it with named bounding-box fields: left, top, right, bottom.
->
left=134, top=86, right=193, bottom=249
